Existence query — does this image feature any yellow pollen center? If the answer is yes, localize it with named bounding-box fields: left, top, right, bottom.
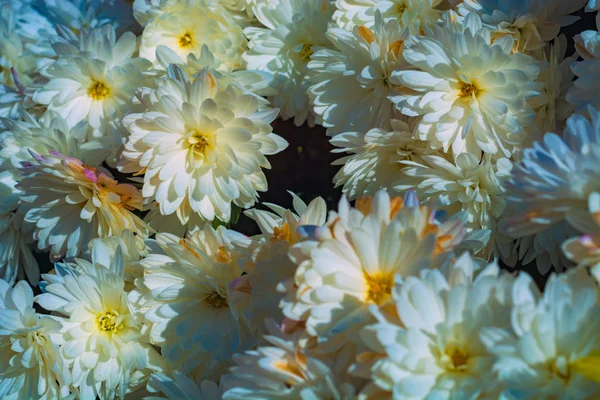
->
left=216, top=244, right=232, bottom=263
left=88, top=80, right=111, bottom=100
left=364, top=272, right=394, bottom=305
left=272, top=223, right=293, bottom=243
left=205, top=292, right=228, bottom=308
left=458, top=81, right=479, bottom=99
left=178, top=32, right=194, bottom=49
left=188, top=132, right=212, bottom=156
left=395, top=2, right=406, bottom=14
left=299, top=43, right=313, bottom=62
left=550, top=356, right=571, bottom=381
left=445, top=345, right=469, bottom=371
left=96, top=310, right=122, bottom=333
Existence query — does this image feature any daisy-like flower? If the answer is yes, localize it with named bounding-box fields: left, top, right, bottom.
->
left=331, top=119, right=432, bottom=200
left=118, top=66, right=287, bottom=224
left=0, top=279, right=70, bottom=400
left=355, top=253, right=513, bottom=399
left=457, top=0, right=586, bottom=53
left=18, top=151, right=148, bottom=261
left=390, top=13, right=542, bottom=157
left=243, top=0, right=333, bottom=126
left=308, top=12, right=409, bottom=136
left=0, top=111, right=109, bottom=177
left=528, top=35, right=576, bottom=141
left=0, top=171, right=38, bottom=285
left=567, top=14, right=600, bottom=113
left=138, top=1, right=246, bottom=71
left=35, top=250, right=151, bottom=400
left=281, top=190, right=465, bottom=352
left=499, top=109, right=600, bottom=272
left=147, top=371, right=223, bottom=400
left=394, top=153, right=514, bottom=261
left=239, top=193, right=327, bottom=335
left=33, top=25, right=152, bottom=163
left=129, top=225, right=254, bottom=380
left=222, top=335, right=356, bottom=399
left=333, top=0, right=446, bottom=34
left=486, top=268, right=600, bottom=399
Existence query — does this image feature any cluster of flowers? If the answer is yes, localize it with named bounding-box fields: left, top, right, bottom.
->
left=1, top=0, right=600, bottom=399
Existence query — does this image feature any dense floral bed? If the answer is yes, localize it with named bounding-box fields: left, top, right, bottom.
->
left=1, top=0, right=600, bottom=399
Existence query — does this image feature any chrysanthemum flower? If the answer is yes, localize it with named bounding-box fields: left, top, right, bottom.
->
left=500, top=109, right=600, bottom=272
left=333, top=0, right=446, bottom=34
left=243, top=0, right=333, bottom=126
left=331, top=119, right=432, bottom=200
left=0, top=171, right=38, bottom=285
left=0, top=111, right=109, bottom=177
left=486, top=268, right=600, bottom=398
left=394, top=153, right=514, bottom=260
left=281, top=190, right=465, bottom=352
left=222, top=335, right=356, bottom=399
left=390, top=13, right=542, bottom=157
left=0, top=12, right=39, bottom=90
left=119, top=67, right=287, bottom=224
left=139, top=2, right=246, bottom=71
left=36, top=250, right=152, bottom=400
left=18, top=151, right=148, bottom=261
left=356, top=253, right=513, bottom=399
left=129, top=225, right=254, bottom=379
left=33, top=25, right=152, bottom=163
left=308, top=13, right=409, bottom=136
left=567, top=14, right=600, bottom=113
left=458, top=0, right=586, bottom=53
left=0, top=279, right=69, bottom=400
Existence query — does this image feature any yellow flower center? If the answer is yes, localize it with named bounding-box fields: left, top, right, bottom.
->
left=444, top=344, right=469, bottom=371
left=205, top=292, right=228, bottom=308
left=188, top=131, right=213, bottom=156
left=216, top=244, right=232, bottom=263
left=178, top=31, right=194, bottom=49
left=96, top=310, right=122, bottom=333
left=272, top=222, right=293, bottom=243
left=395, top=1, right=407, bottom=15
left=364, top=272, right=394, bottom=305
left=299, top=43, right=313, bottom=62
left=88, top=80, right=111, bottom=100
left=458, top=81, right=480, bottom=100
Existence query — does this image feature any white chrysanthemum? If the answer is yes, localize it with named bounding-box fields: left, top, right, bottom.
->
left=458, top=0, right=586, bottom=53
left=129, top=225, right=254, bottom=379
left=0, top=171, right=38, bottom=285
left=331, top=119, right=432, bottom=200
left=333, top=0, right=445, bottom=33
left=0, top=279, right=69, bottom=400
left=0, top=14, right=38, bottom=88
left=499, top=110, right=600, bottom=272
left=562, top=193, right=600, bottom=271
left=356, top=253, right=512, bottom=399
left=239, top=193, right=327, bottom=335
left=18, top=152, right=148, bottom=261
left=153, top=45, right=277, bottom=103
left=567, top=14, right=600, bottom=113
left=139, top=2, right=246, bottom=71
left=390, top=13, right=542, bottom=157
left=222, top=335, right=356, bottom=399
left=147, top=371, right=223, bottom=400
left=486, top=268, right=600, bottom=399
left=282, top=190, right=465, bottom=352
left=33, top=25, right=152, bottom=162
left=0, top=111, right=109, bottom=176
left=308, top=13, right=409, bottom=136
left=36, top=251, right=151, bottom=400
left=118, top=67, right=287, bottom=224
left=243, top=0, right=333, bottom=126
left=394, top=153, right=514, bottom=261
left=528, top=35, right=576, bottom=140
